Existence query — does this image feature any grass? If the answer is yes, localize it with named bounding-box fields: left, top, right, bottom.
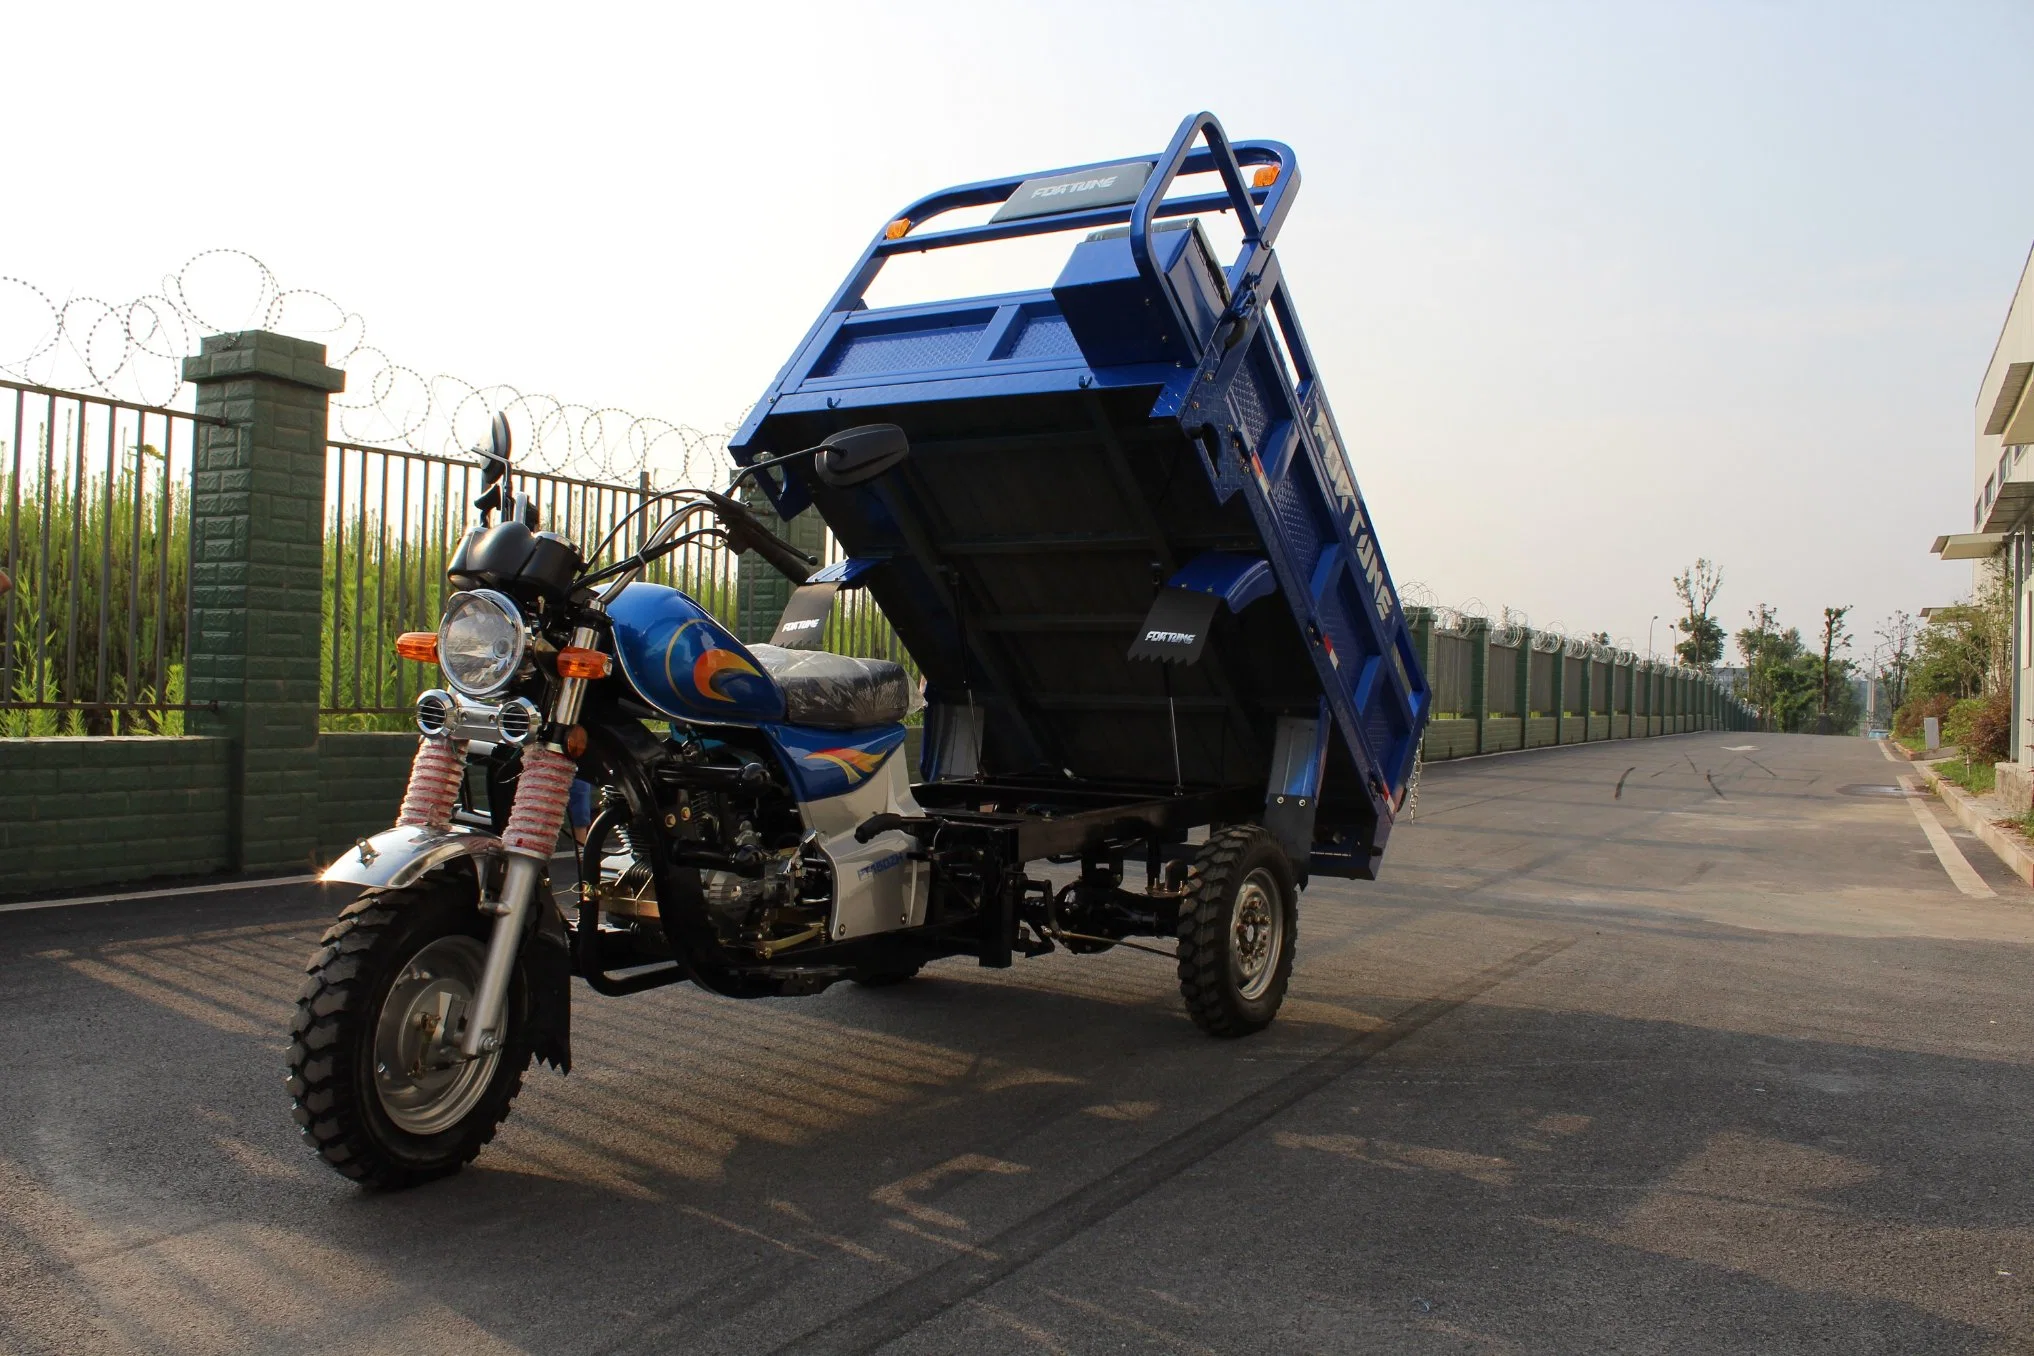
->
left=1934, top=757, right=1997, bottom=797
left=0, top=448, right=189, bottom=736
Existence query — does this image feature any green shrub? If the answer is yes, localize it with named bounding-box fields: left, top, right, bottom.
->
left=1894, top=692, right=1953, bottom=739
left=1966, top=692, right=2014, bottom=763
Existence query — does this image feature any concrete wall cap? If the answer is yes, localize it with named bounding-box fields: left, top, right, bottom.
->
left=181, top=331, right=345, bottom=394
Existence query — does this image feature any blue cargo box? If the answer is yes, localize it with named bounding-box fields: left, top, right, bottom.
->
left=732, top=113, right=1429, bottom=879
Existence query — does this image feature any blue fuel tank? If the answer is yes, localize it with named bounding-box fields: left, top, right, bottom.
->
left=607, top=584, right=787, bottom=725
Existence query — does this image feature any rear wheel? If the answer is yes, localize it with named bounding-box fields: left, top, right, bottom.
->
left=287, top=875, right=532, bottom=1189
left=1176, top=826, right=1297, bottom=1037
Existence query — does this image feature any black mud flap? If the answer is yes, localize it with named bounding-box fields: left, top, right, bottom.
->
left=522, top=902, right=573, bottom=1074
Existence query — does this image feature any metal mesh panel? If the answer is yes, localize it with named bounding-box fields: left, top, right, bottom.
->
left=1430, top=632, right=1473, bottom=716
left=1227, top=358, right=1272, bottom=450
left=813, top=320, right=989, bottom=379
left=1486, top=644, right=1520, bottom=716
left=1004, top=314, right=1080, bottom=362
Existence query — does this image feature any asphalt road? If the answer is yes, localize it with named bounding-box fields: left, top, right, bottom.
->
left=4, top=733, right=2033, bottom=1354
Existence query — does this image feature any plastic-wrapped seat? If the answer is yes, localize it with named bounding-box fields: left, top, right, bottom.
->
left=749, top=644, right=913, bottom=729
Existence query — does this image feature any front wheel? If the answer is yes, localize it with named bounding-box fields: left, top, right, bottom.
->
left=1175, top=826, right=1298, bottom=1037
left=287, top=876, right=532, bottom=1188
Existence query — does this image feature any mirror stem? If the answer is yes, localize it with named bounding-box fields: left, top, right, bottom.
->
left=727, top=445, right=818, bottom=492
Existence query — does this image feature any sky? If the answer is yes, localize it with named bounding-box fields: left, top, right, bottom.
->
left=6, top=0, right=2029, bottom=662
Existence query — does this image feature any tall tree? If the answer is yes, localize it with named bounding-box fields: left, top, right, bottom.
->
left=1672, top=558, right=1725, bottom=668
left=1736, top=604, right=1786, bottom=728
left=1818, top=606, right=1852, bottom=718
left=1875, top=610, right=1916, bottom=712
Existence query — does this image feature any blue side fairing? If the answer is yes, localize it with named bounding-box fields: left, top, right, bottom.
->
left=608, top=584, right=787, bottom=724
left=764, top=723, right=908, bottom=802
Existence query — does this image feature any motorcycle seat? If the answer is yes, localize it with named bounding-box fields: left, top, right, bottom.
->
left=748, top=643, right=914, bottom=729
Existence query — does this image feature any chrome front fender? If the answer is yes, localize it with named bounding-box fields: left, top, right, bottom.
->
left=323, top=824, right=505, bottom=891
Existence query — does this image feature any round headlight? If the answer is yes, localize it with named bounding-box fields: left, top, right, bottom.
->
left=437, top=589, right=527, bottom=697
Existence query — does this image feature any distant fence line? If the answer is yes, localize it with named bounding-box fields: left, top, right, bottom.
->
left=1405, top=607, right=1752, bottom=756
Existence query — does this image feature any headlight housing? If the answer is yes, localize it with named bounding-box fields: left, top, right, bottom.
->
left=437, top=589, right=527, bottom=697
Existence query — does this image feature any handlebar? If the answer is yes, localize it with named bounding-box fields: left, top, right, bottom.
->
left=703, top=491, right=818, bottom=584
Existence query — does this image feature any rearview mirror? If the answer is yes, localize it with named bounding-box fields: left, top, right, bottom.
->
left=814, top=424, right=909, bottom=487
left=474, top=412, right=514, bottom=522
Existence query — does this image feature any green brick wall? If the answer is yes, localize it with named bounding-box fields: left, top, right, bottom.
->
left=1422, top=718, right=1478, bottom=760
left=1483, top=717, right=1523, bottom=753
left=0, top=733, right=427, bottom=896
left=0, top=738, right=232, bottom=895
left=315, top=733, right=419, bottom=858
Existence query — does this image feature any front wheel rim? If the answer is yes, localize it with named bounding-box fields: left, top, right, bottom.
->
left=372, top=934, right=499, bottom=1136
left=1230, top=867, right=1285, bottom=1001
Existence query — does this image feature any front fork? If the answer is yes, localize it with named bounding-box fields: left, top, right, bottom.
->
left=459, top=621, right=602, bottom=1057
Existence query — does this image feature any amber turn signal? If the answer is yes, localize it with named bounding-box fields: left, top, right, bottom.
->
left=394, top=632, right=438, bottom=662
left=885, top=218, right=912, bottom=240
left=1252, top=165, right=1280, bottom=188
left=557, top=647, right=611, bottom=680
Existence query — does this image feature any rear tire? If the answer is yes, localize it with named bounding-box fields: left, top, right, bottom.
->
left=287, top=875, right=533, bottom=1189
left=1175, top=826, right=1297, bottom=1037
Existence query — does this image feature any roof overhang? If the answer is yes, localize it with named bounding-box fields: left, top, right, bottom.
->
left=1980, top=479, right=2034, bottom=532
left=1933, top=531, right=2007, bottom=560
left=1987, top=361, right=2034, bottom=437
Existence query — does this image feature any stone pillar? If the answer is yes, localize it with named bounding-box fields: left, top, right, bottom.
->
left=1570, top=654, right=1586, bottom=744
left=1467, top=617, right=1490, bottom=754
left=182, top=332, right=343, bottom=873
left=1408, top=607, right=1436, bottom=695
left=1551, top=646, right=1568, bottom=744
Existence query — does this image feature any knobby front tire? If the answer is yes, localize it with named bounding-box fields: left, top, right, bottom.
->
left=287, top=876, right=533, bottom=1189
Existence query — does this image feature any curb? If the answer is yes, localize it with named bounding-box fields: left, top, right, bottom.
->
left=1909, top=760, right=2034, bottom=888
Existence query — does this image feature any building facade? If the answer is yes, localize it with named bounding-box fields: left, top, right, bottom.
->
left=1936, top=243, right=2034, bottom=800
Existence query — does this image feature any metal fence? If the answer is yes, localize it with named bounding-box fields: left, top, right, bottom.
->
left=322, top=440, right=912, bottom=721
left=0, top=380, right=208, bottom=735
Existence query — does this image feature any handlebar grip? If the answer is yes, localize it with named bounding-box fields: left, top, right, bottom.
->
left=704, top=491, right=817, bottom=583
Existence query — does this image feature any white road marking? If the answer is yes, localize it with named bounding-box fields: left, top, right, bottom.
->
left=1898, top=776, right=1996, bottom=897
left=0, top=874, right=322, bottom=914
left=2, top=847, right=578, bottom=915
left=1723, top=744, right=1758, bottom=751
left=1876, top=738, right=1902, bottom=763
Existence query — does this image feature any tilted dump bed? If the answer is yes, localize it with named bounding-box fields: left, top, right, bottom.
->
left=731, top=113, right=1429, bottom=879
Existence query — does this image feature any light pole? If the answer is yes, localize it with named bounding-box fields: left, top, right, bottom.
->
left=1647, top=615, right=1659, bottom=661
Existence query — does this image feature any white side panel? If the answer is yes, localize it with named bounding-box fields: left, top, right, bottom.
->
left=800, top=749, right=928, bottom=940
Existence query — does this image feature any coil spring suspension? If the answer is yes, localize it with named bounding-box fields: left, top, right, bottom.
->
left=396, top=735, right=468, bottom=829
left=503, top=745, right=576, bottom=857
